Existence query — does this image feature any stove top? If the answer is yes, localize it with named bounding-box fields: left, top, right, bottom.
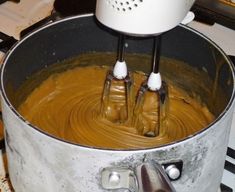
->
left=192, top=0, right=235, bottom=29
left=0, top=0, right=54, bottom=39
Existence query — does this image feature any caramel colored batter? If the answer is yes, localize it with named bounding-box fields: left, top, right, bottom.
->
left=18, top=54, right=214, bottom=149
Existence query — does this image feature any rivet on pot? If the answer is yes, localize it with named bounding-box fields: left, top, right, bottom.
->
left=165, top=164, right=181, bottom=180
left=108, top=171, right=121, bottom=186
left=101, top=167, right=137, bottom=190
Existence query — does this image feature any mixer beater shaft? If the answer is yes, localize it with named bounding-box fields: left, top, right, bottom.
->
left=133, top=36, right=169, bottom=137
left=100, top=34, right=133, bottom=124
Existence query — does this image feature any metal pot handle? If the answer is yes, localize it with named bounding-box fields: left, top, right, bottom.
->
left=135, top=160, right=176, bottom=192
left=101, top=160, right=178, bottom=192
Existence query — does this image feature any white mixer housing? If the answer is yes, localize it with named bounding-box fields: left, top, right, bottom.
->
left=96, top=0, right=195, bottom=35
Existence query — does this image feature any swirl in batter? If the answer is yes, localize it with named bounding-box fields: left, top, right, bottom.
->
left=18, top=60, right=214, bottom=149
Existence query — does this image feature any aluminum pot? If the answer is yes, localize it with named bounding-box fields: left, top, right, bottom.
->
left=0, top=14, right=235, bottom=192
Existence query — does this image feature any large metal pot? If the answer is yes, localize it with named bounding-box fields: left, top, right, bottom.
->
left=0, top=14, right=235, bottom=192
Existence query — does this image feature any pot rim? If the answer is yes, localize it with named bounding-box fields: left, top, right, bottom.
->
left=1, top=14, right=235, bottom=152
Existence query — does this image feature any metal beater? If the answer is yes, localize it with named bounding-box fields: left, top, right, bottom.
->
left=100, top=34, right=133, bottom=124
left=133, top=36, right=169, bottom=137
left=96, top=0, right=195, bottom=131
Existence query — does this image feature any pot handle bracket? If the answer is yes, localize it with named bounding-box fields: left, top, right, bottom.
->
left=101, top=160, right=183, bottom=192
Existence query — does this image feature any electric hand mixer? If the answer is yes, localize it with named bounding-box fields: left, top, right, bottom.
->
left=96, top=0, right=195, bottom=136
